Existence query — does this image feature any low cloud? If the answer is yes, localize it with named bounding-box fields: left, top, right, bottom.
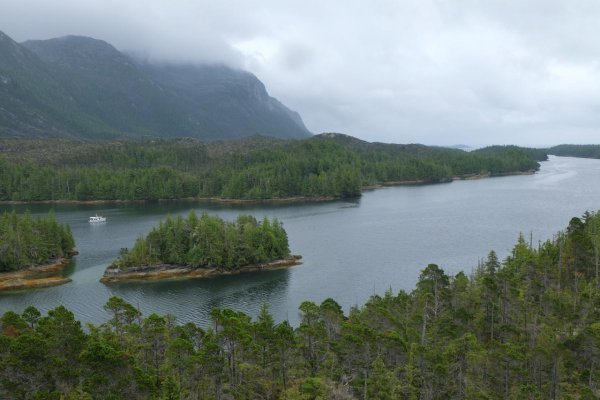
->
left=2, top=0, right=600, bottom=146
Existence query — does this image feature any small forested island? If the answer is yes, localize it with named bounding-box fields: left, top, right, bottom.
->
left=3, top=211, right=600, bottom=398
left=0, top=134, right=542, bottom=203
left=101, top=212, right=300, bottom=283
left=0, top=211, right=76, bottom=291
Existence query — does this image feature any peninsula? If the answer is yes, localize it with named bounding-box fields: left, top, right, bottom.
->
left=0, top=135, right=543, bottom=204
left=101, top=212, right=300, bottom=283
left=0, top=211, right=77, bottom=291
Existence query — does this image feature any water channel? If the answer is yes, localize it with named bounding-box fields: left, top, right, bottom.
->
left=1, top=156, right=599, bottom=326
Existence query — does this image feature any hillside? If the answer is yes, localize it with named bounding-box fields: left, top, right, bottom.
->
left=472, top=145, right=549, bottom=162
left=0, top=134, right=541, bottom=202
left=547, top=144, right=600, bottom=159
left=0, top=31, right=114, bottom=138
left=0, top=30, right=310, bottom=140
left=139, top=61, right=309, bottom=139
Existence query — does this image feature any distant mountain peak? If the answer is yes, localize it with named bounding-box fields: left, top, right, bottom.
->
left=22, top=35, right=126, bottom=65
left=0, top=30, right=26, bottom=53
left=24, top=35, right=115, bottom=48
left=0, top=31, right=311, bottom=140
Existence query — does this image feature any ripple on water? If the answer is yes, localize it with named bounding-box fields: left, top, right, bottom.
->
left=1, top=156, right=600, bottom=327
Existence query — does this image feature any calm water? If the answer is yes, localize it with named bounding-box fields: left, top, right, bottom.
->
left=1, top=156, right=599, bottom=326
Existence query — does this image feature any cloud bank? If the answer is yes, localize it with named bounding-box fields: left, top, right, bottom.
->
left=2, top=0, right=600, bottom=146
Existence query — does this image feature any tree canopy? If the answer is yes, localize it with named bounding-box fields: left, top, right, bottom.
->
left=548, top=144, right=600, bottom=159
left=0, top=211, right=75, bottom=272
left=113, top=212, right=290, bottom=270
left=0, top=135, right=542, bottom=201
left=3, top=212, right=600, bottom=398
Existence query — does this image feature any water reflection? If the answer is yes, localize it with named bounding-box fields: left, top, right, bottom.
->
left=107, top=269, right=292, bottom=326
left=2, top=156, right=600, bottom=328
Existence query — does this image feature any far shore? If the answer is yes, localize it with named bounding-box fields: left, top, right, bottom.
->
left=0, top=251, right=78, bottom=292
left=363, top=169, right=536, bottom=190
left=0, top=196, right=337, bottom=206
left=0, top=169, right=537, bottom=206
left=453, top=169, right=536, bottom=181
left=100, top=255, right=302, bottom=284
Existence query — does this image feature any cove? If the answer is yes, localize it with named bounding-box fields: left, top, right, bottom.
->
left=1, top=156, right=599, bottom=327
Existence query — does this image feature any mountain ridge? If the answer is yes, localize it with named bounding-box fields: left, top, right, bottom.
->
left=0, top=31, right=310, bottom=140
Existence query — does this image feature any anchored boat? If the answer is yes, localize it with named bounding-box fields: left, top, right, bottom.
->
left=89, top=214, right=107, bottom=223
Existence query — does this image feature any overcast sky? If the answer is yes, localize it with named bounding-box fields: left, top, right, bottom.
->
left=2, top=0, right=600, bottom=146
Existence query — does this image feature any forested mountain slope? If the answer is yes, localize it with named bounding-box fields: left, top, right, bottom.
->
left=0, top=31, right=114, bottom=138
left=0, top=30, right=310, bottom=140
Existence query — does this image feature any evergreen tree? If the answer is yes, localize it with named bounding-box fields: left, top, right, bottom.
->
left=113, top=212, right=291, bottom=270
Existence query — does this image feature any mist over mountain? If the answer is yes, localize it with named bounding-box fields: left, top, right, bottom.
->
left=0, top=31, right=310, bottom=140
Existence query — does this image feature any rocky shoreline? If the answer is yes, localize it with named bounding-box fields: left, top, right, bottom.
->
left=362, top=170, right=536, bottom=191
left=100, top=255, right=302, bottom=283
left=452, top=169, right=536, bottom=181
left=0, top=251, right=78, bottom=291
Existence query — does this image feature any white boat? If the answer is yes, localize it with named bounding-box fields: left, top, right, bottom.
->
left=89, top=214, right=107, bottom=223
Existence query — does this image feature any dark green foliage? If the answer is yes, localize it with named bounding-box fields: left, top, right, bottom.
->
left=113, top=212, right=290, bottom=270
left=6, top=213, right=600, bottom=398
left=473, top=145, right=549, bottom=162
left=0, top=134, right=541, bottom=201
left=0, top=211, right=75, bottom=272
left=548, top=144, right=600, bottom=159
